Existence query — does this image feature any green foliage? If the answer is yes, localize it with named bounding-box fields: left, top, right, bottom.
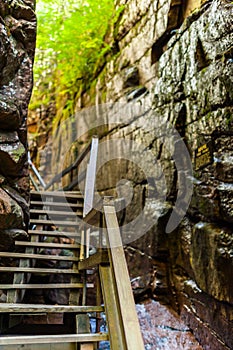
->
left=30, top=0, right=115, bottom=113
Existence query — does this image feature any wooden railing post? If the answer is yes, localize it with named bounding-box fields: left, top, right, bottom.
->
left=83, top=136, right=99, bottom=217
left=103, top=197, right=144, bottom=350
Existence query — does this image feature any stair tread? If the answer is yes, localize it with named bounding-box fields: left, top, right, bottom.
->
left=28, top=230, right=80, bottom=237
left=0, top=303, right=104, bottom=313
left=0, top=267, right=80, bottom=274
left=0, top=252, right=79, bottom=261
left=0, top=333, right=108, bottom=345
left=30, top=191, right=83, bottom=199
left=15, top=241, right=80, bottom=249
left=30, top=209, right=82, bottom=216
left=30, top=201, right=83, bottom=208
left=0, top=283, right=92, bottom=289
left=30, top=219, right=80, bottom=226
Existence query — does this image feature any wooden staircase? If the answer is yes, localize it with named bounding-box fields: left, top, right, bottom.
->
left=0, top=137, right=144, bottom=349
left=0, top=190, right=103, bottom=349
left=0, top=191, right=144, bottom=349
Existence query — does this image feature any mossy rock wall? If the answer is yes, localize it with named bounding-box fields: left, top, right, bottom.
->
left=0, top=0, right=36, bottom=296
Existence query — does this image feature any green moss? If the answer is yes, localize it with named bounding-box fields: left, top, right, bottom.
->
left=225, top=111, right=233, bottom=127
left=11, top=144, right=25, bottom=162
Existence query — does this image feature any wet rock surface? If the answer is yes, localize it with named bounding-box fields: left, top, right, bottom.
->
left=0, top=0, right=36, bottom=273
left=29, top=0, right=233, bottom=348
left=0, top=1, right=35, bottom=199
left=137, top=299, right=203, bottom=350
left=0, top=188, right=25, bottom=230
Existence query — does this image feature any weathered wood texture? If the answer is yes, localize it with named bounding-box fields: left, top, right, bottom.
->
left=0, top=252, right=79, bottom=261
left=0, top=283, right=87, bottom=289
left=14, top=241, right=80, bottom=249
left=103, top=198, right=145, bottom=350
left=0, top=267, right=79, bottom=274
left=78, top=251, right=109, bottom=270
left=99, top=264, right=126, bottom=350
left=28, top=230, right=80, bottom=238
left=30, top=201, right=83, bottom=208
left=30, top=191, right=83, bottom=199
left=30, top=209, right=82, bottom=216
left=0, top=344, right=76, bottom=350
left=0, top=304, right=104, bottom=314
left=30, top=219, right=80, bottom=227
left=0, top=333, right=108, bottom=345
left=76, top=314, right=94, bottom=350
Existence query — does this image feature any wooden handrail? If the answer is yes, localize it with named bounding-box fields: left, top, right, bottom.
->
left=81, top=196, right=145, bottom=349
left=103, top=197, right=145, bottom=350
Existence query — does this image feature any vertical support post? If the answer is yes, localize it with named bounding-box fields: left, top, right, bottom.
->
left=76, top=314, right=94, bottom=350
left=83, top=137, right=99, bottom=217
left=86, top=228, right=91, bottom=259
left=99, top=211, right=104, bottom=249
left=103, top=197, right=144, bottom=350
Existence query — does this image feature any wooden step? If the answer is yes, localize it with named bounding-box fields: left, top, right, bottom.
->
left=30, top=201, right=83, bottom=208
left=30, top=219, right=80, bottom=227
left=30, top=191, right=84, bottom=200
left=0, top=267, right=80, bottom=274
left=28, top=230, right=80, bottom=238
left=0, top=333, right=108, bottom=345
left=15, top=241, right=80, bottom=250
left=30, top=209, right=82, bottom=216
left=0, top=252, right=79, bottom=261
left=0, top=283, right=92, bottom=289
left=0, top=304, right=104, bottom=313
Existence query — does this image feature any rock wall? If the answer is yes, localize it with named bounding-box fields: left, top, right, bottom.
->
left=0, top=0, right=36, bottom=294
left=33, top=0, right=232, bottom=348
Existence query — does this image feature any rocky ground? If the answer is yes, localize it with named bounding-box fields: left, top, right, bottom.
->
left=137, top=299, right=203, bottom=350
left=98, top=299, right=204, bottom=350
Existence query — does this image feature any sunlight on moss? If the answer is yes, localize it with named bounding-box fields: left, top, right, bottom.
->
left=30, top=0, right=115, bottom=113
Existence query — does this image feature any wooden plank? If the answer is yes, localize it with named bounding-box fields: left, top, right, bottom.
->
left=30, top=191, right=83, bottom=199
left=30, top=209, right=82, bottom=216
left=0, top=283, right=94, bottom=289
left=80, top=345, right=94, bottom=350
left=28, top=230, right=80, bottom=238
left=86, top=228, right=91, bottom=259
left=0, top=333, right=108, bottom=345
left=77, top=315, right=94, bottom=350
left=99, top=264, right=125, bottom=349
left=30, top=219, right=80, bottom=227
left=30, top=201, right=83, bottom=208
left=80, top=229, right=85, bottom=261
left=14, top=241, right=80, bottom=249
left=103, top=198, right=145, bottom=350
left=0, top=304, right=104, bottom=313
left=0, top=252, right=79, bottom=261
left=76, top=314, right=90, bottom=334
left=0, top=343, right=76, bottom=350
left=0, top=267, right=80, bottom=274
left=78, top=251, right=109, bottom=271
